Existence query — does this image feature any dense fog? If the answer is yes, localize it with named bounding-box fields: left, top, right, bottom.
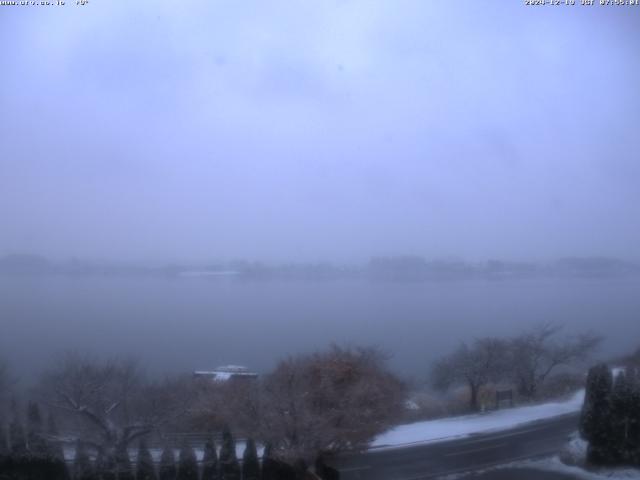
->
left=1, top=2, right=639, bottom=383
left=2, top=270, right=640, bottom=381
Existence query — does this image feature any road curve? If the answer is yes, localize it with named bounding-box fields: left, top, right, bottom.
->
left=329, top=413, right=580, bottom=480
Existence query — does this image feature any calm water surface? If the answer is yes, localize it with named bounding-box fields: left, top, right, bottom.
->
left=1, top=276, right=638, bottom=381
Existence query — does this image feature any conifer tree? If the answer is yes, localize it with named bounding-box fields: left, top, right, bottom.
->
left=95, top=448, right=116, bottom=480
left=177, top=440, right=199, bottom=480
left=54, top=456, right=72, bottom=480
left=260, top=444, right=278, bottom=480
left=159, top=445, right=177, bottom=480
left=610, top=371, right=635, bottom=463
left=201, top=437, right=219, bottom=480
left=46, top=413, right=70, bottom=480
left=94, top=449, right=106, bottom=480
left=580, top=363, right=613, bottom=465
left=27, top=402, right=49, bottom=457
left=47, top=413, right=65, bottom=460
left=9, top=399, right=27, bottom=456
left=293, top=459, right=308, bottom=480
left=241, top=438, right=260, bottom=480
left=0, top=419, right=8, bottom=458
left=314, top=455, right=340, bottom=480
left=219, top=427, right=240, bottom=480
left=115, top=444, right=135, bottom=480
left=626, top=368, right=640, bottom=466
left=0, top=418, right=19, bottom=480
left=136, top=439, right=157, bottom=480
left=73, top=440, right=95, bottom=480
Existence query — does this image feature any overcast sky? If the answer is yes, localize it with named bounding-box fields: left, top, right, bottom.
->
left=1, top=1, right=639, bottom=263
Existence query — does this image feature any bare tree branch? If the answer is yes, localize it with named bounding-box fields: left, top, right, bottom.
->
left=431, top=337, right=509, bottom=411
left=258, top=345, right=406, bottom=464
left=509, top=324, right=601, bottom=399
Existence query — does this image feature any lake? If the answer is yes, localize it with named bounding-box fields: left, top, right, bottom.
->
left=1, top=275, right=638, bottom=383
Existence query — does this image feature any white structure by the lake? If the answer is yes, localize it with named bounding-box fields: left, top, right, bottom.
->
left=193, top=365, right=258, bottom=381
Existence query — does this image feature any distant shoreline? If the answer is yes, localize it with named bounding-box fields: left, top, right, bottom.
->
left=1, top=254, right=639, bottom=282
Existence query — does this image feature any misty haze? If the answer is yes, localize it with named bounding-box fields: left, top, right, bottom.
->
left=1, top=259, right=640, bottom=381
left=1, top=2, right=639, bottom=480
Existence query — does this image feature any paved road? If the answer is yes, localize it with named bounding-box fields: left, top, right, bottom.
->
left=329, top=413, right=580, bottom=480
left=463, top=467, right=577, bottom=479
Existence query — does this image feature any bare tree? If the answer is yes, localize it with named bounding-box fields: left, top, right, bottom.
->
left=431, top=337, right=509, bottom=411
left=132, top=374, right=197, bottom=434
left=38, top=352, right=145, bottom=452
left=38, top=352, right=189, bottom=458
left=187, top=376, right=261, bottom=436
left=509, top=323, right=601, bottom=400
left=258, top=345, right=406, bottom=465
left=620, top=345, right=640, bottom=369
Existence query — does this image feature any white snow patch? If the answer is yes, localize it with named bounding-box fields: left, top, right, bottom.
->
left=405, top=400, right=420, bottom=411
left=371, top=390, right=585, bottom=449
left=612, top=366, right=627, bottom=379
left=508, top=456, right=640, bottom=480
left=558, top=431, right=588, bottom=466
left=64, top=442, right=263, bottom=463
left=437, top=456, right=640, bottom=480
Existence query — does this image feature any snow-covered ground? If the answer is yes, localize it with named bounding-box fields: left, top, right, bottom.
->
left=440, top=456, right=640, bottom=480
left=371, top=390, right=585, bottom=449
left=522, top=456, right=640, bottom=480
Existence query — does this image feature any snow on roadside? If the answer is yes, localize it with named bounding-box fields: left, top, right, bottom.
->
left=557, top=430, right=588, bottom=466
left=436, top=456, right=640, bottom=480
left=528, top=456, right=640, bottom=480
left=371, top=389, right=585, bottom=449
left=497, top=456, right=639, bottom=480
